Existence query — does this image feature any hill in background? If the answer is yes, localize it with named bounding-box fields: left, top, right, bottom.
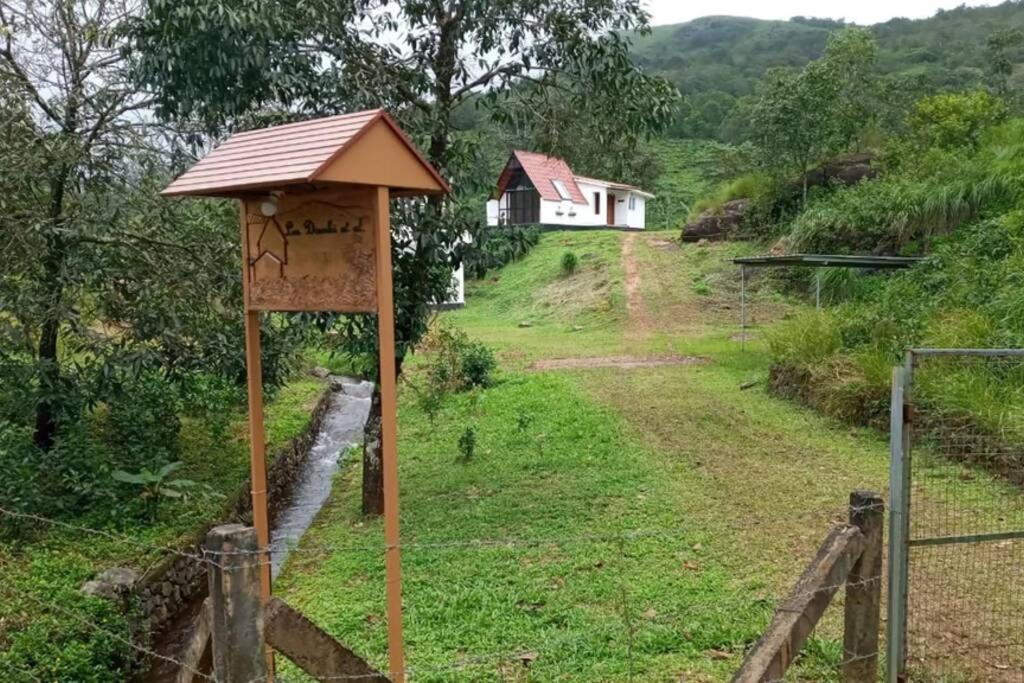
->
left=633, top=1, right=1024, bottom=139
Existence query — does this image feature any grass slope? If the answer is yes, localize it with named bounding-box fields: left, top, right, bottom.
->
left=278, top=230, right=1023, bottom=681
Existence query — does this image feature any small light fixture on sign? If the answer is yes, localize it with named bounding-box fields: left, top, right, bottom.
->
left=260, top=193, right=280, bottom=217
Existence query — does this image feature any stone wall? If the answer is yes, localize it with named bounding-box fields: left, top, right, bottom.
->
left=134, top=387, right=334, bottom=636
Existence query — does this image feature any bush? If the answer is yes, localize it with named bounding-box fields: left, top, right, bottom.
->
left=561, top=251, right=579, bottom=275
left=0, top=571, right=134, bottom=681
left=423, top=324, right=497, bottom=393
left=180, top=372, right=242, bottom=440
left=462, top=225, right=540, bottom=279
left=104, top=371, right=181, bottom=474
left=460, top=341, right=497, bottom=388
left=456, top=425, right=477, bottom=462
left=766, top=310, right=844, bottom=368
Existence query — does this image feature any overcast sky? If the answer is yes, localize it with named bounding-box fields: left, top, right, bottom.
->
left=645, top=0, right=999, bottom=27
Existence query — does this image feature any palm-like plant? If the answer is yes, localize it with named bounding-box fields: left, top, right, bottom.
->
left=112, top=462, right=202, bottom=521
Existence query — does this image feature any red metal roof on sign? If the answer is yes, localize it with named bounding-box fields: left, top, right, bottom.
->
left=162, top=109, right=449, bottom=197
left=503, top=150, right=588, bottom=204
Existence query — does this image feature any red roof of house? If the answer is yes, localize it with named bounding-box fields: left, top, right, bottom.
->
left=162, top=109, right=449, bottom=197
left=495, top=150, right=588, bottom=204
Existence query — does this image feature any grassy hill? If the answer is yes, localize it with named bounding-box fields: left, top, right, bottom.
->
left=633, top=2, right=1024, bottom=138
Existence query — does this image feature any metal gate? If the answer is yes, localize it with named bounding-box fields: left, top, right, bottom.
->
left=888, top=349, right=1024, bottom=682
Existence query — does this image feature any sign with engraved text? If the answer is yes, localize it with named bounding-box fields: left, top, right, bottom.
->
left=243, top=189, right=377, bottom=312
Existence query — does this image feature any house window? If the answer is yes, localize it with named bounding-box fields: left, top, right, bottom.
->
left=628, top=196, right=636, bottom=210
left=594, top=192, right=600, bottom=214
left=551, top=179, right=572, bottom=200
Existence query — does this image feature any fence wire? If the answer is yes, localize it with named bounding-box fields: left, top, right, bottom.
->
left=1, top=498, right=884, bottom=682
left=902, top=351, right=1024, bottom=682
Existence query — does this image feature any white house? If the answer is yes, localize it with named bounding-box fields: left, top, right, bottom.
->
left=486, top=150, right=654, bottom=230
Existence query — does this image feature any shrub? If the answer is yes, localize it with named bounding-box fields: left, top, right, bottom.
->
left=561, top=251, right=579, bottom=275
left=460, top=341, right=497, bottom=388
left=103, top=371, right=181, bottom=474
left=423, top=324, right=497, bottom=393
left=180, top=372, right=241, bottom=440
left=462, top=225, right=540, bottom=279
left=766, top=311, right=843, bottom=369
left=692, top=280, right=712, bottom=296
left=112, top=461, right=211, bottom=522
left=456, top=425, right=477, bottom=462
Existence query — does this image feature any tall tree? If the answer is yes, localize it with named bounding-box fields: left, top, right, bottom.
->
left=751, top=27, right=878, bottom=204
left=0, top=0, right=159, bottom=449
left=986, top=28, right=1023, bottom=98
left=132, top=0, right=677, bottom=514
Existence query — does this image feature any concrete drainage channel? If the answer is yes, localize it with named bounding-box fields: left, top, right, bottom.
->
left=137, top=375, right=373, bottom=682
left=270, top=375, right=373, bottom=577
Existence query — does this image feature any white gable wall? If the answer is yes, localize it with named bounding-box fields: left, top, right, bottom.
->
left=623, top=193, right=647, bottom=230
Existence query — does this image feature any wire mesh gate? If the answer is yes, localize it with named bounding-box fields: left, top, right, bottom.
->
left=888, top=349, right=1024, bottom=682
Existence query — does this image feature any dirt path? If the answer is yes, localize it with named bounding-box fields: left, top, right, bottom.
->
left=530, top=354, right=708, bottom=371
left=621, top=233, right=652, bottom=333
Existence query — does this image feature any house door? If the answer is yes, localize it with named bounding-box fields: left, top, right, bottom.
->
left=606, top=195, right=615, bottom=226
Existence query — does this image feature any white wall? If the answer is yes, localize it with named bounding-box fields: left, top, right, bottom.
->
left=486, top=199, right=499, bottom=227
left=446, top=263, right=465, bottom=307
left=485, top=183, right=647, bottom=230
left=571, top=180, right=608, bottom=227
left=623, top=194, right=646, bottom=230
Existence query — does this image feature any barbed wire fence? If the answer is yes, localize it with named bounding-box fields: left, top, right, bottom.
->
left=1, top=495, right=887, bottom=683
left=889, top=350, right=1024, bottom=683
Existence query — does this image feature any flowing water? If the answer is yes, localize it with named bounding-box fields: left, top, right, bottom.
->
left=270, top=376, right=373, bottom=577
left=145, top=376, right=372, bottom=681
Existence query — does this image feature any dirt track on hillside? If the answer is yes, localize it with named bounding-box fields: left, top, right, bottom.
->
left=622, top=233, right=652, bottom=332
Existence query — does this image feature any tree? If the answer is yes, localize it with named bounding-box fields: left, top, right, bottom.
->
left=131, top=0, right=677, bottom=514
left=751, top=27, right=878, bottom=204
left=985, top=28, right=1023, bottom=98
left=0, top=0, right=161, bottom=449
left=0, top=0, right=305, bottom=467
left=907, top=89, right=1008, bottom=151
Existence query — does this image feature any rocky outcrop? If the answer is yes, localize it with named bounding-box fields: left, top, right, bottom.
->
left=681, top=199, right=749, bottom=242
left=792, top=152, right=878, bottom=194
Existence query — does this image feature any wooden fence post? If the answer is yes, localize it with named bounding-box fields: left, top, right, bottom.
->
left=206, top=524, right=267, bottom=683
left=843, top=491, right=884, bottom=682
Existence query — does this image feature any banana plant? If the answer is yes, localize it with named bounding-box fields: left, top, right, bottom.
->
left=112, top=462, right=205, bottom=521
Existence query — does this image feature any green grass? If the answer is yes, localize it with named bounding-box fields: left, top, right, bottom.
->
left=0, top=375, right=324, bottom=680
left=277, top=229, right=1024, bottom=681
left=451, top=231, right=629, bottom=363
left=277, top=372, right=777, bottom=681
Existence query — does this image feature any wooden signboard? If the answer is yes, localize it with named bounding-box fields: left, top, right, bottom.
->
left=243, top=190, right=377, bottom=312
left=164, top=109, right=450, bottom=683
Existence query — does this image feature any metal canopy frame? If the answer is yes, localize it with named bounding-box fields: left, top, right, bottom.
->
left=732, top=253, right=925, bottom=269
left=733, top=254, right=925, bottom=347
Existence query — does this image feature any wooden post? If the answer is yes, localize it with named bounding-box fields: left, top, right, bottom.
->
left=206, top=525, right=267, bottom=683
left=373, top=186, right=406, bottom=682
left=265, top=597, right=390, bottom=682
left=240, top=203, right=274, bottom=676
left=843, top=491, right=884, bottom=682
left=732, top=525, right=865, bottom=683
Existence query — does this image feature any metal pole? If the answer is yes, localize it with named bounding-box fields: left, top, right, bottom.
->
left=815, top=270, right=821, bottom=310
left=886, top=354, right=914, bottom=683
left=740, top=265, right=747, bottom=350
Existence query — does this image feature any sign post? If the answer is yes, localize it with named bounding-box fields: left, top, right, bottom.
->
left=164, top=109, right=449, bottom=682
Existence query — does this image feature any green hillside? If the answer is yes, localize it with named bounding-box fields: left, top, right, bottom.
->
left=633, top=2, right=1024, bottom=138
